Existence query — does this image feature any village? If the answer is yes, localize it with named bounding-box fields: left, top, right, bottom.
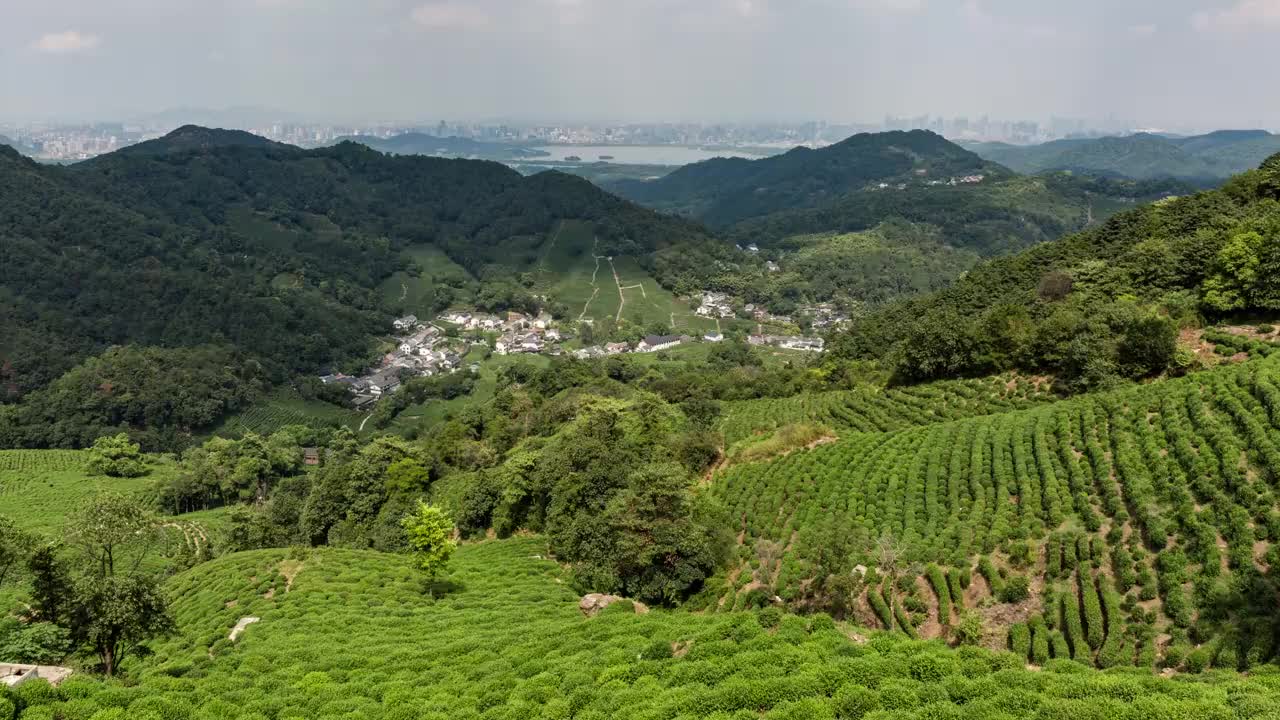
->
left=320, top=292, right=832, bottom=409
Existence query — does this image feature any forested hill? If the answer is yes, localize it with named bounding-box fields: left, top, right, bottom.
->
left=0, top=134, right=36, bottom=156
left=0, top=126, right=724, bottom=431
left=611, top=129, right=1007, bottom=227
left=968, top=130, right=1280, bottom=182
left=830, top=151, right=1280, bottom=390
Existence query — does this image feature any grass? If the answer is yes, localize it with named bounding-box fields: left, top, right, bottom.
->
left=0, top=450, right=227, bottom=611
left=212, top=389, right=366, bottom=438
left=13, top=537, right=1280, bottom=719
left=0, top=450, right=168, bottom=533
left=378, top=245, right=474, bottom=319
left=533, top=220, right=719, bottom=333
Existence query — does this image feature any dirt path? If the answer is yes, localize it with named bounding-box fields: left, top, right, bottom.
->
left=914, top=575, right=944, bottom=640
left=537, top=222, right=566, bottom=279
left=398, top=282, right=407, bottom=302
left=578, top=287, right=599, bottom=322
left=609, top=258, right=627, bottom=321
left=358, top=413, right=374, bottom=432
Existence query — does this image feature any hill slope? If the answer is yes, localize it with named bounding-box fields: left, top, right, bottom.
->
left=708, top=353, right=1280, bottom=666
left=16, top=537, right=1280, bottom=718
left=970, top=130, right=1280, bottom=182
left=0, top=126, right=728, bottom=443
left=830, top=151, right=1280, bottom=386
left=612, top=130, right=1007, bottom=227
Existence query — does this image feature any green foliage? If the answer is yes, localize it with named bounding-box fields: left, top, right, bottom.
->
left=84, top=435, right=148, bottom=478
left=401, top=501, right=456, bottom=579
left=830, top=155, right=1280, bottom=386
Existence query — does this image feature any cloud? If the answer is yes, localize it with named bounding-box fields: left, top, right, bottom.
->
left=32, top=30, right=100, bottom=53
left=849, top=0, right=923, bottom=12
left=1129, top=23, right=1157, bottom=36
left=411, top=2, right=490, bottom=30
left=961, top=0, right=1056, bottom=39
left=1193, top=0, right=1280, bottom=30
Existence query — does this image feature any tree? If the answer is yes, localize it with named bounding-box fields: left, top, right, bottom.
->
left=85, top=433, right=148, bottom=478
left=401, top=501, right=457, bottom=579
left=68, top=493, right=159, bottom=577
left=1202, top=231, right=1264, bottom=312
left=1118, top=313, right=1177, bottom=378
left=75, top=573, right=174, bottom=676
left=385, top=458, right=431, bottom=495
left=26, top=545, right=74, bottom=625
left=597, top=463, right=731, bottom=604
left=0, top=515, right=34, bottom=587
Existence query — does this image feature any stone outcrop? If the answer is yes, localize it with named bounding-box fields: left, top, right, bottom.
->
left=578, top=593, right=649, bottom=616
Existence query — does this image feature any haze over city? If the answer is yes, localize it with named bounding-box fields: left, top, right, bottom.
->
left=4, top=0, right=1280, bottom=128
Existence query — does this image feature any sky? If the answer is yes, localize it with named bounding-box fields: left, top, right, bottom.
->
left=2, top=0, right=1279, bottom=128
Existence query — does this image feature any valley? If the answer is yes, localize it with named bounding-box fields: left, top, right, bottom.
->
left=2, top=119, right=1280, bottom=720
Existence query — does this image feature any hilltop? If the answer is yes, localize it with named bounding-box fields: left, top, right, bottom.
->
left=110, top=124, right=290, bottom=156
left=612, top=129, right=1007, bottom=227
left=968, top=129, right=1280, bottom=182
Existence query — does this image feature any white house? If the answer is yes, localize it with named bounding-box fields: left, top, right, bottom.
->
left=704, top=332, right=724, bottom=343
left=638, top=334, right=683, bottom=353
left=393, top=315, right=418, bottom=331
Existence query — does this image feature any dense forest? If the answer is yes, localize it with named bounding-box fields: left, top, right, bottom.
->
left=830, top=151, right=1280, bottom=390
left=0, top=127, right=731, bottom=446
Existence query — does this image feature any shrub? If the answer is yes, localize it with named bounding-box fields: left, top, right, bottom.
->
left=1009, top=623, right=1031, bottom=660
left=999, top=575, right=1030, bottom=604
left=833, top=685, right=878, bottom=719
left=955, top=612, right=983, bottom=646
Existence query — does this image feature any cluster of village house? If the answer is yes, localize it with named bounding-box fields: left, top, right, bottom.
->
left=696, top=292, right=850, bottom=331
left=320, top=313, right=472, bottom=410
left=321, top=293, right=833, bottom=409
left=872, top=172, right=986, bottom=191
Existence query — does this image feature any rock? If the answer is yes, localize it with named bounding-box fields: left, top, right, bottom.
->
left=579, top=593, right=648, bottom=617
left=229, top=616, right=260, bottom=641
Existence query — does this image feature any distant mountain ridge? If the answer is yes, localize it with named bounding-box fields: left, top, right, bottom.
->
left=611, top=129, right=1007, bottom=227
left=115, top=124, right=291, bottom=156
left=967, top=129, right=1280, bottom=181
left=329, top=132, right=548, bottom=161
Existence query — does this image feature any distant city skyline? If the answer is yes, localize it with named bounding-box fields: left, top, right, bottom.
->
left=4, top=1, right=1280, bottom=129
left=7, top=112, right=1270, bottom=163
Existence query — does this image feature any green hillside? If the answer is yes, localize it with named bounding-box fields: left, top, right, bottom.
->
left=11, top=538, right=1280, bottom=719
left=0, top=126, right=729, bottom=449
left=969, top=130, right=1280, bottom=182
left=532, top=220, right=720, bottom=333
left=832, top=151, right=1280, bottom=388
left=612, top=130, right=1008, bottom=227
left=708, top=355, right=1280, bottom=668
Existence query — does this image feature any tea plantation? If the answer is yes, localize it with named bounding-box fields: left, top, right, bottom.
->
left=706, top=353, right=1280, bottom=670
left=10, top=537, right=1280, bottom=720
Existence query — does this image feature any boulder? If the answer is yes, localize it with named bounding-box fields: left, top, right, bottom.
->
left=579, top=593, right=649, bottom=617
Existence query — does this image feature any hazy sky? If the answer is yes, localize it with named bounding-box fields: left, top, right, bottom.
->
left=3, top=0, right=1279, bottom=128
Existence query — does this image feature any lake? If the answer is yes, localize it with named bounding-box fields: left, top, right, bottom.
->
left=528, top=144, right=776, bottom=166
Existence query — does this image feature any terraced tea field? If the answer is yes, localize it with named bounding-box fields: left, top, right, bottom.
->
left=718, top=375, right=1053, bottom=446
left=13, top=537, right=1280, bottom=720
left=707, top=355, right=1280, bottom=670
